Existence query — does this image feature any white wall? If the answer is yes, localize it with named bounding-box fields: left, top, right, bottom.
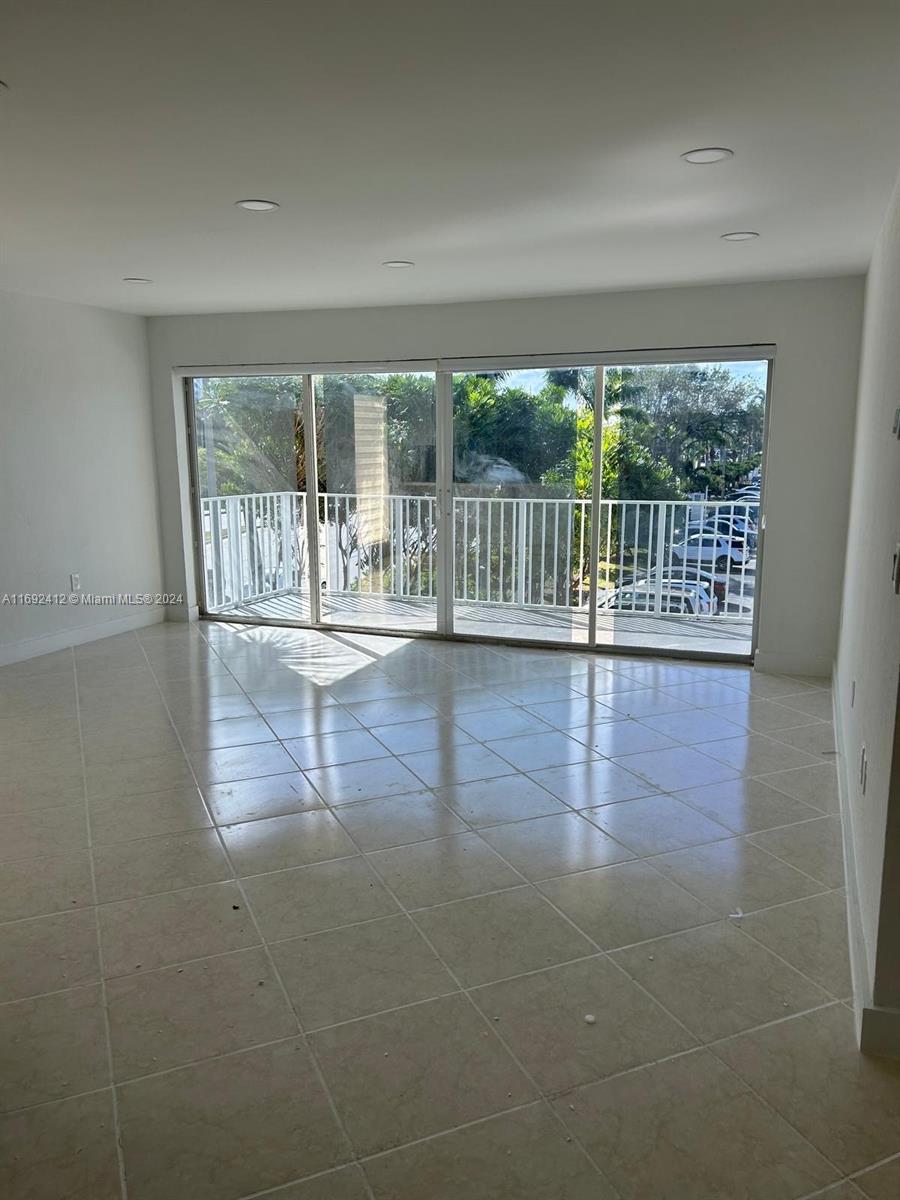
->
left=835, top=179, right=900, bottom=1051
left=149, top=276, right=864, bottom=675
left=0, top=290, right=164, bottom=662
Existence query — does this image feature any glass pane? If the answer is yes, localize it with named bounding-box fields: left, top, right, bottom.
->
left=314, top=372, right=437, bottom=631
left=596, top=360, right=766, bottom=655
left=452, top=367, right=594, bottom=644
left=192, top=376, right=310, bottom=621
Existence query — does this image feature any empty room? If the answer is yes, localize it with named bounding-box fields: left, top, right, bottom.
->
left=2, top=1, right=900, bottom=1198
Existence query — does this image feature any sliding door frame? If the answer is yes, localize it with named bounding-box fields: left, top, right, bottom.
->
left=183, top=343, right=775, bottom=663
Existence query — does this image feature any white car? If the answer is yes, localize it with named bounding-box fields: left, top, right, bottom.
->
left=671, top=532, right=748, bottom=570
left=598, top=578, right=716, bottom=615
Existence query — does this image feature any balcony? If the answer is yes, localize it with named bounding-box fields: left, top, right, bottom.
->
left=198, top=491, right=757, bottom=656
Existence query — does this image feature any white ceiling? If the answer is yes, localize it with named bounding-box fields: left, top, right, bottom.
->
left=1, top=0, right=899, bottom=315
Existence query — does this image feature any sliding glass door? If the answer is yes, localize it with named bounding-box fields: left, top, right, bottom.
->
left=450, top=367, right=594, bottom=644
left=593, top=359, right=766, bottom=656
left=189, top=352, right=770, bottom=660
left=313, top=371, right=438, bottom=632
left=190, top=376, right=311, bottom=622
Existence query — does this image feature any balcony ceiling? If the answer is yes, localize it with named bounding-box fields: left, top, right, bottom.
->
left=2, top=0, right=899, bottom=315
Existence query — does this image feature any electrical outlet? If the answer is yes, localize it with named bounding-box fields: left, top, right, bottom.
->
left=69, top=573, right=81, bottom=591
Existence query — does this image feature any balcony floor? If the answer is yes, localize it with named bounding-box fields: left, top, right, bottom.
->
left=217, top=590, right=754, bottom=658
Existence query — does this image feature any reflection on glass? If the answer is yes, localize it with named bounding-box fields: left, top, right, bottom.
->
left=314, top=373, right=437, bottom=630
left=596, top=360, right=766, bottom=653
left=192, top=376, right=309, bottom=620
left=452, top=367, right=594, bottom=643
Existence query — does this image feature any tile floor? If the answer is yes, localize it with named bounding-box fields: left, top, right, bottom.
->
left=1, top=620, right=899, bottom=1200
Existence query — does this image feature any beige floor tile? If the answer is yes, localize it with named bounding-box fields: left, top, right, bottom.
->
left=479, top=812, right=633, bottom=880
left=367, top=833, right=523, bottom=908
left=760, top=763, right=840, bottom=813
left=854, top=1157, right=900, bottom=1198
left=343, top=694, right=437, bottom=726
left=2, top=736, right=82, bottom=777
left=271, top=913, right=456, bottom=1029
left=419, top=686, right=508, bottom=717
left=98, top=880, right=259, bottom=977
left=522, top=694, right=620, bottom=727
left=283, top=729, right=390, bottom=770
left=602, top=688, right=697, bottom=718
left=118, top=1038, right=350, bottom=1200
left=770, top=721, right=836, bottom=759
left=0, top=1090, right=121, bottom=1200
left=189, top=742, right=298, bottom=786
left=221, top=809, right=357, bottom=876
left=473, top=956, right=695, bottom=1093
left=528, top=759, right=655, bottom=807
left=0, top=984, right=109, bottom=1112
left=94, top=828, right=231, bottom=902
left=454, top=707, right=550, bottom=741
left=713, top=696, right=823, bottom=733
left=651, top=839, right=824, bottom=914
left=89, top=787, right=211, bottom=843
left=614, top=745, right=741, bottom=791
left=671, top=777, right=817, bottom=834
left=486, top=731, right=598, bottom=773
left=82, top=726, right=185, bottom=766
left=2, top=804, right=88, bottom=861
left=106, top=946, right=296, bottom=1079
left=0, top=850, right=94, bottom=922
left=639, top=708, right=744, bottom=746
left=586, top=793, right=731, bottom=856
left=262, top=705, right=361, bottom=740
left=436, top=775, right=569, bottom=827
left=243, top=856, right=397, bottom=941
left=775, top=690, right=835, bottom=720
left=0, top=909, right=100, bottom=1001
left=305, top=757, right=426, bottom=805
left=701, top=733, right=821, bottom=776
left=716, top=1005, right=900, bottom=1175
left=538, top=859, right=716, bottom=948
left=260, top=1165, right=371, bottom=1200
left=334, top=791, right=466, bottom=851
left=739, top=892, right=852, bottom=997
left=167, top=692, right=258, bottom=726
left=178, top=714, right=277, bottom=752
left=364, top=1102, right=612, bottom=1200
left=311, top=993, right=534, bottom=1155
left=414, top=887, right=593, bottom=987
left=571, top=718, right=679, bottom=757
left=555, top=1048, right=838, bottom=1200
left=612, top=920, right=830, bottom=1041
left=401, top=743, right=516, bottom=788
left=85, top=752, right=196, bottom=800
left=749, top=816, right=845, bottom=887
left=205, top=772, right=323, bottom=824
left=371, top=718, right=472, bottom=755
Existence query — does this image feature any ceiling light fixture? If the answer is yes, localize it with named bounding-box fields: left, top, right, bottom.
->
left=382, top=260, right=415, bottom=269
left=681, top=147, right=734, bottom=164
left=720, top=230, right=760, bottom=242
left=122, top=276, right=153, bottom=284
left=235, top=199, right=280, bottom=211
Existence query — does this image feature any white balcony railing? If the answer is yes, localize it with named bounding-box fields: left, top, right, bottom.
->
left=199, top=491, right=758, bottom=621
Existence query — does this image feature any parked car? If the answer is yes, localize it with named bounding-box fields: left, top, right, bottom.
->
left=687, top=517, right=756, bottom=552
left=671, top=532, right=748, bottom=570
left=651, top=565, right=727, bottom=606
left=598, top=578, right=716, bottom=616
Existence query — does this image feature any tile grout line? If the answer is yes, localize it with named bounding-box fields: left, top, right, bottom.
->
left=132, top=634, right=380, bottom=1200
left=72, top=640, right=131, bottom=1200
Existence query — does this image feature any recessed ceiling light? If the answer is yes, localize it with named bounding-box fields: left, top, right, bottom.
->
left=235, top=199, right=280, bottom=211
left=681, top=147, right=734, bottom=164
left=122, top=276, right=153, bottom=284
left=382, top=260, right=415, bottom=269
left=720, top=230, right=760, bottom=242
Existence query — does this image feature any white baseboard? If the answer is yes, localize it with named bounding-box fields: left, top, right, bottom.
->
left=833, top=661, right=900, bottom=1058
left=0, top=608, right=165, bottom=666
left=754, top=648, right=834, bottom=678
